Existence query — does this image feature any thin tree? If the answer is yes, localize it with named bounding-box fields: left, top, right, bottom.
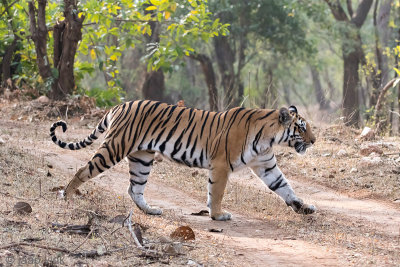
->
left=325, top=0, right=373, bottom=126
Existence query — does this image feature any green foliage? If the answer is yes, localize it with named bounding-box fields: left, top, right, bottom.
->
left=1, top=0, right=227, bottom=106
left=85, top=86, right=125, bottom=107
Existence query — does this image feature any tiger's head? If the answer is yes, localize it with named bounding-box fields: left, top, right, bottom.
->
left=278, top=106, right=316, bottom=154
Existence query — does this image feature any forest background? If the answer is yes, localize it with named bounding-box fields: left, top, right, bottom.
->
left=1, top=0, right=400, bottom=134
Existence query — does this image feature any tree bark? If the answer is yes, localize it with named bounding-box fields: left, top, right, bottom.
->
left=189, top=53, right=219, bottom=111
left=1, top=0, right=20, bottom=87
left=141, top=19, right=165, bottom=102
left=28, top=0, right=84, bottom=100
left=142, top=70, right=165, bottom=101
left=325, top=0, right=373, bottom=126
left=28, top=0, right=52, bottom=81
left=370, top=0, right=393, bottom=106
left=310, top=65, right=329, bottom=110
left=214, top=36, right=235, bottom=109
left=342, top=44, right=361, bottom=126
left=50, top=0, right=84, bottom=100
left=1, top=37, right=19, bottom=87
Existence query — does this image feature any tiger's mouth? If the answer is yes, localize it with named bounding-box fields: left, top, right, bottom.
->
left=294, top=142, right=307, bottom=154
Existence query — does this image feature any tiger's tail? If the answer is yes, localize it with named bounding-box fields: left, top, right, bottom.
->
left=49, top=111, right=111, bottom=150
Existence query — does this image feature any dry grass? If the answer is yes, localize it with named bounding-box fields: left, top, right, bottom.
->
left=0, top=142, right=238, bottom=266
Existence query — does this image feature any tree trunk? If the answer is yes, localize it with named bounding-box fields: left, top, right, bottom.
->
left=370, top=0, right=393, bottom=106
left=1, top=0, right=20, bottom=88
left=214, top=36, right=235, bottom=109
left=50, top=0, right=84, bottom=100
left=141, top=20, right=165, bottom=102
left=310, top=65, right=329, bottom=110
left=142, top=70, right=165, bottom=101
left=28, top=0, right=52, bottom=81
left=1, top=37, right=19, bottom=87
left=342, top=46, right=361, bottom=126
left=29, top=0, right=84, bottom=100
left=325, top=0, right=373, bottom=127
left=189, top=53, right=219, bottom=111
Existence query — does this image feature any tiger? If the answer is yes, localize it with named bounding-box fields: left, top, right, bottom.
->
left=50, top=100, right=316, bottom=221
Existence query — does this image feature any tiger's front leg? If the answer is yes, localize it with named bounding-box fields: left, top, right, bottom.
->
left=207, top=167, right=232, bottom=221
left=127, top=151, right=162, bottom=215
left=251, top=155, right=316, bottom=215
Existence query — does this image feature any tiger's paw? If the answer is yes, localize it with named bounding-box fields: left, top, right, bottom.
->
left=211, top=211, right=232, bottom=221
left=145, top=207, right=163, bottom=216
left=289, top=199, right=316, bottom=215
left=297, top=203, right=316, bottom=215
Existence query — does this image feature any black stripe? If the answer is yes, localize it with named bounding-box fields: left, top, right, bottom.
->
left=208, top=178, right=215, bottom=184
left=257, top=110, right=275, bottom=121
left=200, top=111, right=210, bottom=138
left=130, top=179, right=148, bottom=186
left=252, top=126, right=264, bottom=154
left=128, top=156, right=153, bottom=167
left=269, top=174, right=283, bottom=191
left=88, top=161, right=94, bottom=175
left=93, top=153, right=111, bottom=169
left=129, top=170, right=139, bottom=177
left=190, top=136, right=198, bottom=158
left=264, top=164, right=276, bottom=173
left=260, top=154, right=274, bottom=162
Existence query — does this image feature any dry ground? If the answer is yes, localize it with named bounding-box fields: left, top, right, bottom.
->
left=0, top=99, right=400, bottom=266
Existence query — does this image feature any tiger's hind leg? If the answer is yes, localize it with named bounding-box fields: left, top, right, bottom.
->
left=64, top=142, right=119, bottom=198
left=127, top=151, right=161, bottom=215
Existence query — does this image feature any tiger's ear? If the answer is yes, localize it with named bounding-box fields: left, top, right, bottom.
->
left=279, top=107, right=292, bottom=126
left=288, top=105, right=298, bottom=114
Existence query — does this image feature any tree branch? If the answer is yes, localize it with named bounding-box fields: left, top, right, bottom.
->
left=324, top=0, right=349, bottom=21
left=0, top=0, right=18, bottom=18
left=346, top=0, right=353, bottom=17
left=374, top=78, right=396, bottom=132
left=351, top=0, right=373, bottom=28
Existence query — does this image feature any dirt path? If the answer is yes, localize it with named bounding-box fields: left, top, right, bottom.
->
left=2, top=118, right=400, bottom=266
left=38, top=148, right=343, bottom=267
left=230, top=169, right=400, bottom=238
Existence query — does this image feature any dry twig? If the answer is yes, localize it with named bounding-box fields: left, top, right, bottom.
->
left=127, top=210, right=143, bottom=248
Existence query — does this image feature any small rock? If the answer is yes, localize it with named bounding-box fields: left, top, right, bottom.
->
left=360, top=145, right=383, bottom=156
left=192, top=170, right=199, bottom=177
left=14, top=202, right=32, bottom=214
left=108, top=215, right=126, bottom=224
left=336, top=149, right=348, bottom=157
left=0, top=137, right=5, bottom=145
left=170, top=225, right=195, bottom=241
left=350, top=168, right=358, bottom=173
left=328, top=174, right=335, bottom=178
left=96, top=245, right=106, bottom=256
left=339, top=168, right=346, bottom=172
left=393, top=199, right=400, bottom=204
left=37, top=95, right=50, bottom=104
left=163, top=243, right=182, bottom=255
left=360, top=127, right=375, bottom=140
left=187, top=259, right=202, bottom=266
